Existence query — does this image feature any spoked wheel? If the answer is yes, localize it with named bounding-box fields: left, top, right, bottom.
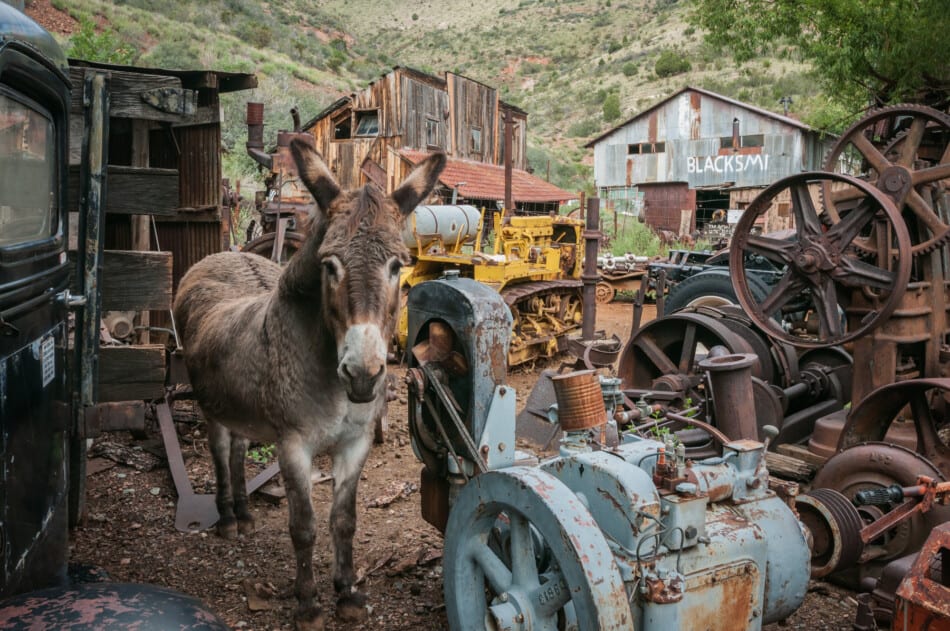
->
left=443, top=467, right=632, bottom=631
left=728, top=172, right=911, bottom=348
left=838, top=378, right=950, bottom=472
left=242, top=230, right=306, bottom=264
left=823, top=104, right=950, bottom=256
left=618, top=310, right=776, bottom=394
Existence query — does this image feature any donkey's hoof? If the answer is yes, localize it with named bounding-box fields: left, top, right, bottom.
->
left=294, top=606, right=325, bottom=631
left=336, top=591, right=368, bottom=623
left=237, top=516, right=255, bottom=536
left=216, top=519, right=238, bottom=540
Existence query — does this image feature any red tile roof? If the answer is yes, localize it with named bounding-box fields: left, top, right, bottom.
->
left=400, top=149, right=576, bottom=204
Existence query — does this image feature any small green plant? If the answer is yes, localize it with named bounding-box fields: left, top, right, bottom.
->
left=248, top=443, right=276, bottom=464
left=67, top=17, right=137, bottom=65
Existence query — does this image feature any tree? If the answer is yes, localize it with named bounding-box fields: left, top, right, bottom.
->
left=690, top=0, right=950, bottom=109
left=603, top=92, right=622, bottom=122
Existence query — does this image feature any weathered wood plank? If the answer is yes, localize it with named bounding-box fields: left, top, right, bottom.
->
left=776, top=443, right=830, bottom=468
left=68, top=165, right=179, bottom=215
left=69, top=67, right=197, bottom=122
left=766, top=451, right=818, bottom=482
left=98, top=345, right=166, bottom=402
left=101, top=250, right=173, bottom=311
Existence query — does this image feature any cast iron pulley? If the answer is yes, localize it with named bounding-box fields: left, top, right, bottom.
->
left=822, top=104, right=950, bottom=256
left=407, top=321, right=472, bottom=477
left=811, top=442, right=950, bottom=568
left=442, top=467, right=633, bottom=631
left=728, top=172, right=911, bottom=348
left=795, top=488, right=865, bottom=578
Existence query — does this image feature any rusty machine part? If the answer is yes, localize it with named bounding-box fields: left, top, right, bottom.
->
left=615, top=305, right=852, bottom=451
left=797, top=476, right=950, bottom=585
left=407, top=276, right=812, bottom=630
left=822, top=104, right=950, bottom=257
left=549, top=370, right=606, bottom=431
left=728, top=171, right=912, bottom=348
left=243, top=102, right=315, bottom=263
left=892, top=521, right=950, bottom=630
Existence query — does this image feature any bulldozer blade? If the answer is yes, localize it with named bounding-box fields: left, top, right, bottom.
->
left=515, top=369, right=562, bottom=452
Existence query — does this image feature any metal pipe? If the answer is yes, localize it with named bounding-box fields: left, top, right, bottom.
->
left=698, top=353, right=759, bottom=441
left=504, top=109, right=513, bottom=212
left=245, top=102, right=272, bottom=169
left=581, top=197, right=601, bottom=341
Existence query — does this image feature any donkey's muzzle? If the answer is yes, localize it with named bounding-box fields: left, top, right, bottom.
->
left=341, top=364, right=385, bottom=403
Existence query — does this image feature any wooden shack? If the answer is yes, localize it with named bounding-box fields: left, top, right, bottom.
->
left=67, top=60, right=256, bottom=402
left=303, top=66, right=571, bottom=213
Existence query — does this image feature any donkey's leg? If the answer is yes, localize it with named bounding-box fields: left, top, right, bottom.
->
left=229, top=434, right=254, bottom=535
left=330, top=435, right=372, bottom=622
left=207, top=420, right=238, bottom=539
left=277, top=436, right=323, bottom=631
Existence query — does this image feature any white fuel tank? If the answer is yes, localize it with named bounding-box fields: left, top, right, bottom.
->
left=402, top=205, right=481, bottom=250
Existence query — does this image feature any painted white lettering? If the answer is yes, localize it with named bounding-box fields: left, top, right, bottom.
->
left=685, top=153, right=770, bottom=175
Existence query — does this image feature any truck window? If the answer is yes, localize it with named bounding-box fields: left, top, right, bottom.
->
left=0, top=91, right=56, bottom=247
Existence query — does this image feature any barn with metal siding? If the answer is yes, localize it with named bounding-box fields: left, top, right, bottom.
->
left=585, top=86, right=834, bottom=234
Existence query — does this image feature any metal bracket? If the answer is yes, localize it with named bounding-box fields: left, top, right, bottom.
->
left=141, top=87, right=197, bottom=116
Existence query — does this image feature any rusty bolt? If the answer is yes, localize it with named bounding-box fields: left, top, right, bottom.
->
left=498, top=442, right=506, bottom=452
left=499, top=592, right=509, bottom=603
left=515, top=613, right=524, bottom=623
left=480, top=445, right=490, bottom=456
left=499, top=386, right=508, bottom=396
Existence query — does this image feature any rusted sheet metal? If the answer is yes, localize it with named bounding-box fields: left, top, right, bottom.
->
left=176, top=123, right=220, bottom=208
left=893, top=522, right=950, bottom=630
left=591, top=88, right=834, bottom=190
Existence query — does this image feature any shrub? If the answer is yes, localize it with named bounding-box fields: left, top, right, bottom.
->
left=67, top=17, right=137, bottom=64
left=654, top=50, right=691, bottom=77
left=603, top=92, right=621, bottom=121
left=622, top=62, right=638, bottom=77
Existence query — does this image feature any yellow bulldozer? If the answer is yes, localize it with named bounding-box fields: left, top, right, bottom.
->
left=397, top=205, right=585, bottom=366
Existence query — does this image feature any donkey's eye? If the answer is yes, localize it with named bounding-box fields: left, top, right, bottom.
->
left=322, top=257, right=342, bottom=284
left=388, top=259, right=402, bottom=278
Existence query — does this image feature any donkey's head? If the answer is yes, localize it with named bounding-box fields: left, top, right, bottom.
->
left=289, top=138, right=445, bottom=403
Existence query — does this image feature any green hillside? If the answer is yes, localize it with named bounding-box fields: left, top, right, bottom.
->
left=33, top=0, right=829, bottom=194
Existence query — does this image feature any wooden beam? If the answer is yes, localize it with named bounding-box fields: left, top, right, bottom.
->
left=171, top=105, right=221, bottom=128
left=132, top=120, right=151, bottom=344
left=68, top=165, right=179, bottom=215
left=100, top=250, right=173, bottom=311
left=98, top=345, right=166, bottom=402
left=766, top=451, right=818, bottom=482
left=69, top=67, right=197, bottom=122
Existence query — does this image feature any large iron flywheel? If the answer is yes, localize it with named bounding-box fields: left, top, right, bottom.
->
left=443, top=467, right=633, bottom=631
left=728, top=172, right=912, bottom=348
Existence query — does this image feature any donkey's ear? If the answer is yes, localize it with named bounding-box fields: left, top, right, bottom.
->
left=392, top=151, right=447, bottom=216
left=290, top=137, right=341, bottom=213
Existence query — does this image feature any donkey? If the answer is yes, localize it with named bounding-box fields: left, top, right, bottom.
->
left=173, top=137, right=446, bottom=630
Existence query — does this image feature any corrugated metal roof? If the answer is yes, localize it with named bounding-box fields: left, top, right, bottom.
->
left=400, top=149, right=575, bottom=203
left=68, top=59, right=257, bottom=93
left=585, top=86, right=819, bottom=148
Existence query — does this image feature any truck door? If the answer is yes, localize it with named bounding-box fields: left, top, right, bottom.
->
left=0, top=12, right=73, bottom=596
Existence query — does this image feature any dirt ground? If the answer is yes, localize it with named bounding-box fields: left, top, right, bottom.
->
left=70, top=300, right=859, bottom=630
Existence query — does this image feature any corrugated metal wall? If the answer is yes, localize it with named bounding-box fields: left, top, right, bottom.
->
left=177, top=124, right=221, bottom=208
left=593, top=90, right=835, bottom=190
left=640, top=183, right=692, bottom=233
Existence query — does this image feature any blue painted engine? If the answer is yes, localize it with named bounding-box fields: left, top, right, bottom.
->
left=407, top=276, right=811, bottom=631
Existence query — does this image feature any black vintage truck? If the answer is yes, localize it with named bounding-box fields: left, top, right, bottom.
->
left=0, top=4, right=225, bottom=626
